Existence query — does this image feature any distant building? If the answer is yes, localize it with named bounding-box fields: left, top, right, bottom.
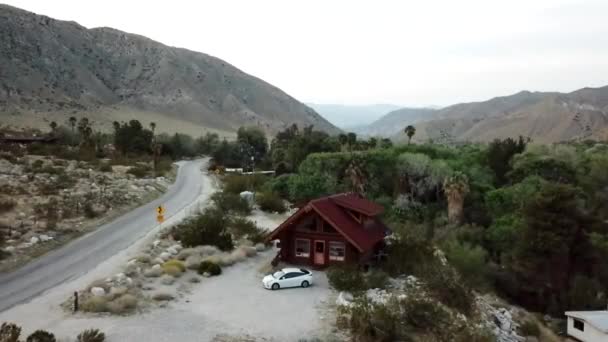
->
left=565, top=311, right=608, bottom=341
left=266, top=193, right=391, bottom=267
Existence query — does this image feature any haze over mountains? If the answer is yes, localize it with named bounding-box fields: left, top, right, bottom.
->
left=306, top=103, right=400, bottom=129
left=0, top=4, right=339, bottom=137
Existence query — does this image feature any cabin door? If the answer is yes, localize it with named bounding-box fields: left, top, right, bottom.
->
left=314, top=240, right=325, bottom=265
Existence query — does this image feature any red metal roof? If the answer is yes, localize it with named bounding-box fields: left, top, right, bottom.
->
left=329, top=193, right=384, bottom=216
left=266, top=193, right=388, bottom=253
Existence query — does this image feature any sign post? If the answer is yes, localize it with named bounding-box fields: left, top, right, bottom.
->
left=156, top=205, right=165, bottom=225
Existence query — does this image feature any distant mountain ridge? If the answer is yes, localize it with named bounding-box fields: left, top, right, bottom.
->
left=0, top=4, right=339, bottom=137
left=306, top=103, right=401, bottom=129
left=359, top=86, right=608, bottom=143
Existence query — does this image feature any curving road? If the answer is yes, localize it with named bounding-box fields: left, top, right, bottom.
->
left=0, top=159, right=208, bottom=312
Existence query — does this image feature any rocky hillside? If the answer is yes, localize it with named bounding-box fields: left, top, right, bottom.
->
left=0, top=5, right=339, bottom=136
left=391, top=86, right=608, bottom=143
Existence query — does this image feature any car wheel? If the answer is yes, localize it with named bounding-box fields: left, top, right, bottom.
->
left=301, top=280, right=309, bottom=288
left=271, top=283, right=280, bottom=290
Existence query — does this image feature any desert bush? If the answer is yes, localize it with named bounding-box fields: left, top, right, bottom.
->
left=255, top=191, right=286, bottom=213
left=0, top=322, right=21, bottom=342
left=151, top=292, right=174, bottom=301
left=162, top=259, right=186, bottom=275
left=83, top=202, right=98, bottom=219
left=26, top=330, right=56, bottom=342
left=327, top=265, right=365, bottom=292
left=106, top=294, right=138, bottom=314
left=143, top=267, right=163, bottom=278
left=230, top=217, right=265, bottom=243
left=185, top=255, right=202, bottom=270
left=136, top=254, right=151, bottom=263
left=127, top=165, right=150, bottom=178
left=81, top=296, right=108, bottom=313
left=425, top=264, right=475, bottom=315
left=197, top=261, right=222, bottom=276
left=401, top=296, right=452, bottom=335
left=211, top=191, right=251, bottom=215
left=171, top=208, right=233, bottom=251
left=99, top=163, right=112, bottom=172
left=0, top=199, right=16, bottom=214
left=76, top=329, right=105, bottom=342
left=519, top=319, right=541, bottom=337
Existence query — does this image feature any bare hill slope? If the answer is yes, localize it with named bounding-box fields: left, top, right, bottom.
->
left=0, top=5, right=339, bottom=136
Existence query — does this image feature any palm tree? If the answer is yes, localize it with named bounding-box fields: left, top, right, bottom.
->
left=112, top=121, right=120, bottom=132
left=68, top=116, right=77, bottom=133
left=347, top=132, right=357, bottom=151
left=149, top=122, right=156, bottom=134
left=345, top=159, right=366, bottom=194
left=404, top=125, right=416, bottom=144
left=443, top=172, right=470, bottom=224
left=338, top=134, right=348, bottom=151
left=49, top=121, right=57, bottom=132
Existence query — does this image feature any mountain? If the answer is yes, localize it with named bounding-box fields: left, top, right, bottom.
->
left=354, top=107, right=436, bottom=137
left=306, top=103, right=401, bottom=129
left=355, top=87, right=608, bottom=143
left=0, top=5, right=339, bottom=137
left=386, top=87, right=608, bottom=144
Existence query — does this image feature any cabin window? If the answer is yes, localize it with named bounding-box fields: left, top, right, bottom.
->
left=573, top=318, right=585, bottom=331
left=295, top=239, right=310, bottom=257
left=329, top=241, right=346, bottom=261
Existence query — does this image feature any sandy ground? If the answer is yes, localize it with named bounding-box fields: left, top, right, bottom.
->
left=0, top=177, right=334, bottom=341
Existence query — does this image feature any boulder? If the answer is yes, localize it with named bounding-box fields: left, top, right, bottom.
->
left=30, top=236, right=39, bottom=244
left=38, top=234, right=53, bottom=242
left=159, top=252, right=171, bottom=261
left=166, top=246, right=179, bottom=255
left=90, top=287, right=106, bottom=297
left=336, top=291, right=354, bottom=307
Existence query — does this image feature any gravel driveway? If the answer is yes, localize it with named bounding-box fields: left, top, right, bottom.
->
left=0, top=249, right=334, bottom=342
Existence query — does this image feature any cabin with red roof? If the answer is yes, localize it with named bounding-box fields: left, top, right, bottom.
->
left=266, top=193, right=391, bottom=267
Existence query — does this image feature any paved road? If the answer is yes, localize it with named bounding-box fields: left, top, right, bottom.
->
left=0, top=159, right=207, bottom=312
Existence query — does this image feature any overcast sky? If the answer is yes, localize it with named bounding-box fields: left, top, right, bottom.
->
left=5, top=0, right=608, bottom=107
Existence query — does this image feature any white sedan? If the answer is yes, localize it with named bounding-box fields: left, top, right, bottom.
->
left=262, top=268, right=313, bottom=290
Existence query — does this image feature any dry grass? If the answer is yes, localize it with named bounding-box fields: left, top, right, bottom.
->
left=81, top=296, right=108, bottom=313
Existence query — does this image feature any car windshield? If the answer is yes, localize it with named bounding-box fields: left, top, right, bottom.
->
left=273, top=271, right=285, bottom=278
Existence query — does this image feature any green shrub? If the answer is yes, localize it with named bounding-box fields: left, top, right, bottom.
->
left=256, top=191, right=286, bottom=213
left=443, top=240, right=489, bottom=289
left=197, top=261, right=222, bottom=276
left=519, top=319, right=541, bottom=337
left=327, top=265, right=365, bottom=292
left=0, top=199, right=16, bottom=214
left=425, top=264, right=475, bottom=315
left=171, top=207, right=233, bottom=250
left=99, top=163, right=112, bottom=172
left=76, top=329, right=105, bottom=342
left=365, top=270, right=389, bottom=289
left=401, top=296, right=452, bottom=335
left=346, top=297, right=397, bottom=341
left=83, top=202, right=98, bottom=219
left=229, top=217, right=265, bottom=243
left=211, top=191, right=251, bottom=215
left=26, top=330, right=56, bottom=342
left=0, top=322, right=21, bottom=342
left=223, top=174, right=268, bottom=194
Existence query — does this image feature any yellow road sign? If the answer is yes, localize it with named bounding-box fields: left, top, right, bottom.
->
left=156, top=205, right=164, bottom=215
left=157, top=214, right=164, bottom=223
